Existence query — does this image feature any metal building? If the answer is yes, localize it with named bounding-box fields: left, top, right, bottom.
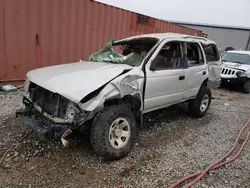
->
left=176, top=22, right=250, bottom=51
left=0, top=0, right=205, bottom=84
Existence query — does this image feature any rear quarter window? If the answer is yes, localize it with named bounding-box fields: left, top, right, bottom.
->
left=203, top=44, right=219, bottom=62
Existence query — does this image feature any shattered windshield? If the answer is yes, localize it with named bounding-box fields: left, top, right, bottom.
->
left=222, top=52, right=250, bottom=65
left=88, top=38, right=158, bottom=66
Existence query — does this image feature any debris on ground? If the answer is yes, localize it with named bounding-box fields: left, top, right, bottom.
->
left=0, top=88, right=250, bottom=187
left=1, top=85, right=17, bottom=92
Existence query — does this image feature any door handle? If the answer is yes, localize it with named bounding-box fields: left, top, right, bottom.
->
left=203, top=71, right=207, bottom=75
left=179, top=75, right=185, bottom=80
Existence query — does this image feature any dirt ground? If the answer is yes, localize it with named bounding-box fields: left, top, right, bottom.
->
left=0, top=87, right=250, bottom=188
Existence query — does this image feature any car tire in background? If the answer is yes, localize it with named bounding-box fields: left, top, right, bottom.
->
left=243, top=79, right=250, bottom=93
left=188, top=86, right=212, bottom=118
left=90, top=106, right=137, bottom=160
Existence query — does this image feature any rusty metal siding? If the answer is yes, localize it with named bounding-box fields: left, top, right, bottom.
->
left=0, top=0, right=205, bottom=82
left=0, top=0, right=5, bottom=81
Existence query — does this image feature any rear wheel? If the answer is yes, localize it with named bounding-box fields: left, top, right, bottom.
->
left=243, top=79, right=250, bottom=93
left=188, top=86, right=211, bottom=118
left=90, top=106, right=137, bottom=160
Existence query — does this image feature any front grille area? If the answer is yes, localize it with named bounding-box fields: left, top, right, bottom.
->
left=221, top=67, right=236, bottom=75
left=29, top=83, right=69, bottom=118
left=220, top=67, right=244, bottom=77
left=36, top=89, right=59, bottom=115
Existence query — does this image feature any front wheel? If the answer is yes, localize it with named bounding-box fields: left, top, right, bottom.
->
left=90, top=106, right=137, bottom=160
left=188, top=86, right=211, bottom=118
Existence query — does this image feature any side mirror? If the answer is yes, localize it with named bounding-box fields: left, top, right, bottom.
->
left=150, top=56, right=165, bottom=71
left=150, top=59, right=157, bottom=71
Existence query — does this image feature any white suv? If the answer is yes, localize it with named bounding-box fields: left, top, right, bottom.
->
left=220, top=50, right=250, bottom=93
left=17, top=33, right=221, bottom=159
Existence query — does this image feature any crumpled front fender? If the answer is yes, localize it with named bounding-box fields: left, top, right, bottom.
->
left=78, top=70, right=144, bottom=112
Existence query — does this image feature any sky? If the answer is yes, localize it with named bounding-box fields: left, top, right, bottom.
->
left=95, top=0, right=250, bottom=29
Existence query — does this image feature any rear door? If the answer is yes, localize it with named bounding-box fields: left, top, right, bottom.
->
left=182, top=41, right=208, bottom=99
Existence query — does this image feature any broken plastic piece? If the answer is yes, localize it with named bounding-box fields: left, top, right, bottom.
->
left=1, top=85, right=17, bottom=92
left=61, top=129, right=73, bottom=147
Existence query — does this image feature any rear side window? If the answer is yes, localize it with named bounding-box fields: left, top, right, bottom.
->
left=185, top=42, right=204, bottom=67
left=203, top=44, right=219, bottom=62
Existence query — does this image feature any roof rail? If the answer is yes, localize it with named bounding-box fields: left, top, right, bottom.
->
left=182, top=36, right=207, bottom=41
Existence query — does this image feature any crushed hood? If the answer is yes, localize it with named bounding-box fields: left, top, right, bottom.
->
left=27, top=61, right=132, bottom=103
left=222, top=62, right=250, bottom=71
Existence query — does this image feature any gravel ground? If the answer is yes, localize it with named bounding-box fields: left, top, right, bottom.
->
left=0, top=88, right=250, bottom=188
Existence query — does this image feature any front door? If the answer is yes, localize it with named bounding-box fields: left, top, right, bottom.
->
left=144, top=40, right=187, bottom=113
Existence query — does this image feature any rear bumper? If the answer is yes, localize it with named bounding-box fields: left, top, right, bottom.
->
left=16, top=97, right=70, bottom=138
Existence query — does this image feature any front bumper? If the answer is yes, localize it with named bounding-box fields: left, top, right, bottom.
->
left=16, top=97, right=70, bottom=138
left=221, top=77, right=246, bottom=84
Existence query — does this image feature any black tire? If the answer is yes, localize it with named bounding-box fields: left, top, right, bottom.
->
left=90, top=106, right=137, bottom=160
left=243, top=79, right=250, bottom=93
left=188, top=86, right=211, bottom=118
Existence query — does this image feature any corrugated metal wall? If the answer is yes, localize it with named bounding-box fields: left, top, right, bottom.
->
left=0, top=0, right=204, bottom=82
left=182, top=24, right=250, bottom=50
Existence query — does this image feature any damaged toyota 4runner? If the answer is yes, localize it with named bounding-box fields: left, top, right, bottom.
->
left=220, top=50, right=250, bottom=93
left=17, top=33, right=221, bottom=159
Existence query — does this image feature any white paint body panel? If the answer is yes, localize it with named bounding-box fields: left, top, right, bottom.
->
left=184, top=64, right=208, bottom=99
left=221, top=62, right=250, bottom=79
left=144, top=68, right=187, bottom=112
left=27, top=61, right=132, bottom=103
left=222, top=62, right=250, bottom=72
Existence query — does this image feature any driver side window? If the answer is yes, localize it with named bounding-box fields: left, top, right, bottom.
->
left=152, top=42, right=182, bottom=70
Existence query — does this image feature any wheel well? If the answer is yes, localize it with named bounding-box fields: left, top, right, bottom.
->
left=202, top=78, right=209, bottom=87
left=193, top=78, right=209, bottom=97
left=104, top=95, right=141, bottom=112
left=104, top=95, right=142, bottom=124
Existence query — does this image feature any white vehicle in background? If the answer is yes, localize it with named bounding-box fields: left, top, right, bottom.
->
left=218, top=48, right=225, bottom=57
left=17, top=33, right=221, bottom=159
left=220, top=50, right=250, bottom=93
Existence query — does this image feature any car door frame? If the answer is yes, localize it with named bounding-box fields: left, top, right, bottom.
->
left=143, top=39, right=188, bottom=113
left=181, top=40, right=209, bottom=100
left=202, top=43, right=221, bottom=84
